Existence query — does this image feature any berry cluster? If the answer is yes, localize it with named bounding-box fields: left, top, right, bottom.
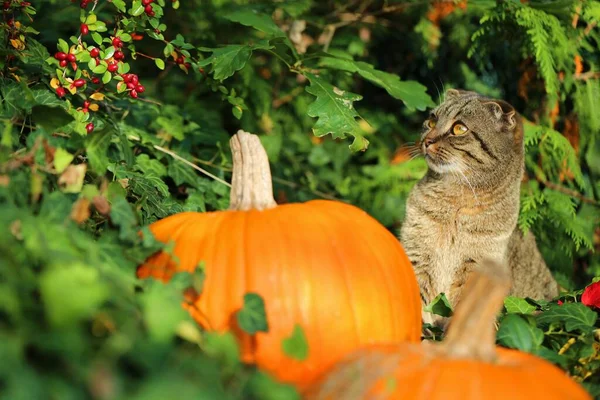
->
left=143, top=0, right=155, bottom=17
left=121, top=73, right=145, bottom=99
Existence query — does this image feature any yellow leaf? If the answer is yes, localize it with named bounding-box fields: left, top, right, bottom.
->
left=10, top=39, right=25, bottom=50
left=89, top=92, right=105, bottom=101
left=89, top=103, right=99, bottom=112
left=10, top=73, right=21, bottom=82
left=50, top=77, right=61, bottom=89
left=14, top=21, right=21, bottom=29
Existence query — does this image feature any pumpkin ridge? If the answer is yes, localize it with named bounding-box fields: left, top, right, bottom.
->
left=326, top=201, right=418, bottom=340
left=197, top=212, right=235, bottom=331
left=311, top=203, right=363, bottom=356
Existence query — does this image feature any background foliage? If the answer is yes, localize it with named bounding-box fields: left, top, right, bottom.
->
left=1, top=0, right=599, bottom=399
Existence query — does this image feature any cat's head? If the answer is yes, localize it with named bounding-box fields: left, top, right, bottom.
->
left=420, top=89, right=523, bottom=177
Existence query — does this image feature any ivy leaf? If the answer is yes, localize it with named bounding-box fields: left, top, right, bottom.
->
left=537, top=303, right=598, bottom=333
left=319, top=58, right=435, bottom=111
left=281, top=324, right=309, bottom=361
left=168, top=160, right=198, bottom=186
left=31, top=105, right=74, bottom=132
left=504, top=296, right=537, bottom=314
left=236, top=293, right=268, bottom=335
left=198, top=41, right=272, bottom=81
left=423, top=293, right=453, bottom=317
left=109, top=196, right=138, bottom=241
left=497, top=314, right=544, bottom=352
left=222, top=10, right=286, bottom=37
left=304, top=72, right=368, bottom=152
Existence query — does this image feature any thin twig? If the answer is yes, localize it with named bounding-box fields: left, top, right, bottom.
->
left=539, top=178, right=599, bottom=206
left=272, top=86, right=304, bottom=108
left=153, top=145, right=231, bottom=187
left=574, top=71, right=600, bottom=80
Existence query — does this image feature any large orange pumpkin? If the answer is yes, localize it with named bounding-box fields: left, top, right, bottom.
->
left=137, top=130, right=421, bottom=388
left=305, top=260, right=592, bottom=400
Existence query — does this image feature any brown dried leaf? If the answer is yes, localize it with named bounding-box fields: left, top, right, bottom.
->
left=92, top=195, right=111, bottom=215
left=70, top=197, right=91, bottom=224
left=58, top=164, right=87, bottom=193
left=0, top=175, right=9, bottom=187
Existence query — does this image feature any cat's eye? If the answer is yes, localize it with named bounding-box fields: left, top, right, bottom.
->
left=452, top=123, right=468, bottom=135
left=427, top=119, right=436, bottom=129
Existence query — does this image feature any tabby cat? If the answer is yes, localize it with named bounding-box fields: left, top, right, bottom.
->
left=400, top=89, right=559, bottom=324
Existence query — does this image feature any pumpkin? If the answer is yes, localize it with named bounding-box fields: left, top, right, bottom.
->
left=305, top=260, right=592, bottom=400
left=137, top=130, right=421, bottom=388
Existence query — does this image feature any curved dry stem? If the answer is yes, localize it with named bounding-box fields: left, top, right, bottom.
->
left=439, top=259, right=511, bottom=362
left=229, top=130, right=277, bottom=211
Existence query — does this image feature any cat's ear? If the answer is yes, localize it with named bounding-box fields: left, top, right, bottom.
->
left=481, top=99, right=517, bottom=129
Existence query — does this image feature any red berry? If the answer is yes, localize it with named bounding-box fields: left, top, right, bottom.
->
left=67, top=53, right=76, bottom=63
left=80, top=0, right=88, bottom=8
left=72, top=78, right=86, bottom=88
left=89, top=47, right=99, bottom=58
left=54, top=52, right=67, bottom=60
left=136, top=84, right=145, bottom=93
left=175, top=56, right=184, bottom=64
left=130, top=75, right=139, bottom=85
left=71, top=62, right=78, bottom=71
left=59, top=60, right=68, bottom=67
left=142, top=0, right=152, bottom=5
left=3, top=2, right=10, bottom=11
left=184, top=62, right=191, bottom=69
left=80, top=24, right=89, bottom=35
left=112, top=37, right=123, bottom=48
left=129, top=89, right=138, bottom=99
left=83, top=100, right=90, bottom=109
left=86, top=122, right=94, bottom=133
left=91, top=77, right=100, bottom=84
left=56, top=87, right=66, bottom=98
left=107, top=62, right=118, bottom=72
left=114, top=50, right=124, bottom=60
left=126, top=82, right=135, bottom=90
left=7, top=18, right=13, bottom=26
left=144, top=4, right=152, bottom=13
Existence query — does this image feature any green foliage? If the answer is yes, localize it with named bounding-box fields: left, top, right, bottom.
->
left=237, top=293, right=269, bottom=335
left=1, top=0, right=600, bottom=398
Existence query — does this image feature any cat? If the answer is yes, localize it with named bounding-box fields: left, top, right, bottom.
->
left=400, top=89, right=559, bottom=325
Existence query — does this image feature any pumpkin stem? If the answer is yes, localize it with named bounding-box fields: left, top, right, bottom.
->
left=229, top=130, right=277, bottom=211
left=439, top=259, right=511, bottom=362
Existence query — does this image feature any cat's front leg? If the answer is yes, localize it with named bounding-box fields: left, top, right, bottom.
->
left=447, top=258, right=478, bottom=307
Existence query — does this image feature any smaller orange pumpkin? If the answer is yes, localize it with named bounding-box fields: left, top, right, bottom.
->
left=305, top=260, right=592, bottom=400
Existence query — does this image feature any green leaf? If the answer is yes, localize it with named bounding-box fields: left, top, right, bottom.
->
left=222, top=10, right=286, bottom=37
left=141, top=279, right=188, bottom=342
left=319, top=58, right=435, bottom=111
left=497, top=314, right=544, bottom=352
left=281, top=324, right=309, bottom=361
left=39, top=262, right=109, bottom=328
left=155, top=58, right=165, bottom=70
left=423, top=293, right=453, bottom=317
left=85, top=129, right=112, bottom=173
left=102, top=71, right=112, bottom=84
left=31, top=105, right=74, bottom=132
left=91, top=32, right=102, bottom=46
left=236, top=293, right=268, bottom=335
left=168, top=160, right=198, bottom=186
left=109, top=196, right=138, bottom=241
left=130, top=0, right=144, bottom=16
left=504, top=296, right=537, bottom=314
left=198, top=41, right=272, bottom=81
left=537, top=303, right=598, bottom=333
left=53, top=148, right=74, bottom=173
left=304, top=72, right=368, bottom=152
